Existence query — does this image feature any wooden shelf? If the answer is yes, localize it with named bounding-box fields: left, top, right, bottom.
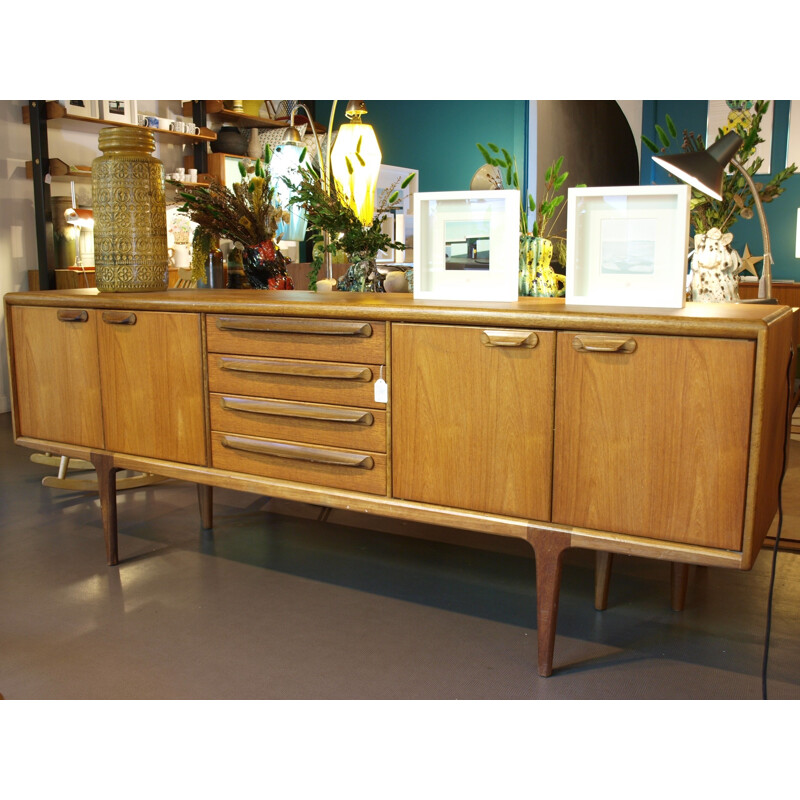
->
left=183, top=100, right=287, bottom=129
left=22, top=101, right=217, bottom=143
left=183, top=100, right=325, bottom=132
left=26, top=158, right=91, bottom=180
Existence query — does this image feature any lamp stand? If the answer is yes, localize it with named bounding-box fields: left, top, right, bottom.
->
left=731, top=158, right=772, bottom=300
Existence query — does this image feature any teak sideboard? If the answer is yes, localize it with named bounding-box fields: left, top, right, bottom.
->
left=4, top=289, right=793, bottom=676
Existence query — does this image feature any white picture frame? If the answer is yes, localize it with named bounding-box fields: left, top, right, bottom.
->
left=61, top=100, right=97, bottom=119
left=565, top=185, right=690, bottom=309
left=99, top=100, right=137, bottom=124
left=413, top=190, right=520, bottom=302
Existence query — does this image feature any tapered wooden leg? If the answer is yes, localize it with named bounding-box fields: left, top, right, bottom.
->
left=670, top=562, right=690, bottom=611
left=91, top=453, right=120, bottom=566
left=594, top=551, right=613, bottom=611
left=197, top=484, right=213, bottom=530
left=526, top=526, right=572, bottom=677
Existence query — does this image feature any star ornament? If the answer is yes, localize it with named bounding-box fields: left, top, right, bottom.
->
left=738, top=244, right=764, bottom=278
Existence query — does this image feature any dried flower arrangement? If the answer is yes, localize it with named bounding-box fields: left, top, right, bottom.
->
left=168, top=156, right=289, bottom=283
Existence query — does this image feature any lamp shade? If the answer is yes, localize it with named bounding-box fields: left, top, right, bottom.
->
left=652, top=130, right=742, bottom=201
left=270, top=142, right=308, bottom=242
left=330, top=121, right=382, bottom=226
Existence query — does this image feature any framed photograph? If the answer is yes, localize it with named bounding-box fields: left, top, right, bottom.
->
left=707, top=100, right=773, bottom=173
left=413, top=190, right=520, bottom=302
left=565, top=185, right=690, bottom=309
left=61, top=100, right=98, bottom=119
left=99, top=100, right=137, bottom=124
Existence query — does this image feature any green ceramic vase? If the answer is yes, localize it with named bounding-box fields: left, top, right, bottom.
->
left=519, top=235, right=564, bottom=297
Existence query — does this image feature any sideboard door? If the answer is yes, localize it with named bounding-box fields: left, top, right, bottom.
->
left=10, top=305, right=104, bottom=448
left=392, top=323, right=555, bottom=520
left=552, top=331, right=755, bottom=550
left=97, top=310, right=207, bottom=465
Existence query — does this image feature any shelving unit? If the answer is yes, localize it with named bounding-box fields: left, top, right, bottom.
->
left=24, top=100, right=318, bottom=289
left=22, top=102, right=217, bottom=142
left=182, top=100, right=290, bottom=129
left=23, top=100, right=218, bottom=290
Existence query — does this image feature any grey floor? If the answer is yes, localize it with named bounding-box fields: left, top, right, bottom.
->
left=1, top=410, right=799, bottom=700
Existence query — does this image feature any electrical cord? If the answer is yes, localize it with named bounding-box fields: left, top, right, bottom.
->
left=761, top=341, right=794, bottom=700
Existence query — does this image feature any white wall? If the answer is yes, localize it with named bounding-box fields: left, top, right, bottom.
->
left=0, top=100, right=189, bottom=414
left=0, top=101, right=37, bottom=413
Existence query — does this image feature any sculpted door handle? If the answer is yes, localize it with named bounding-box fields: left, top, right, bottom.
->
left=219, top=357, right=372, bottom=382
left=221, top=435, right=375, bottom=469
left=57, top=309, right=88, bottom=323
left=101, top=311, right=137, bottom=325
left=572, top=334, right=637, bottom=354
left=480, top=329, right=539, bottom=348
left=216, top=317, right=373, bottom=337
left=219, top=396, right=374, bottom=426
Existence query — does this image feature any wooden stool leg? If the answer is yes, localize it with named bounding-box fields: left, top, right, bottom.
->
left=594, top=551, right=613, bottom=611
left=91, top=453, right=120, bottom=566
left=197, top=484, right=213, bottom=530
left=670, top=562, right=690, bottom=611
left=526, top=526, right=572, bottom=677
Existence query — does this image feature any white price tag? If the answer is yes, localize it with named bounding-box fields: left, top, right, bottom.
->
left=374, top=366, right=388, bottom=403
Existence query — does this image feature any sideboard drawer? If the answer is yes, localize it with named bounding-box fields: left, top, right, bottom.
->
left=208, top=354, right=385, bottom=409
left=211, top=432, right=387, bottom=495
left=210, top=393, right=387, bottom=452
left=206, top=315, right=386, bottom=364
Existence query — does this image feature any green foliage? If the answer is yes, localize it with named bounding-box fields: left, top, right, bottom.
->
left=477, top=143, right=583, bottom=244
left=644, top=101, right=798, bottom=233
left=285, top=164, right=411, bottom=264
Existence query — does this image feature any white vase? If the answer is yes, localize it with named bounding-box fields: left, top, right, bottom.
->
left=689, top=228, right=741, bottom=302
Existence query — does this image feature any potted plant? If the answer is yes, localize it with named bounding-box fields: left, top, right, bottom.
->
left=287, top=158, right=412, bottom=292
left=477, top=143, right=580, bottom=297
left=642, top=100, right=797, bottom=301
left=169, top=155, right=291, bottom=289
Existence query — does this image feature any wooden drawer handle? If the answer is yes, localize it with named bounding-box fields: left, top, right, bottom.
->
left=480, top=329, right=539, bottom=348
left=57, top=309, right=88, bottom=323
left=216, top=317, right=373, bottom=337
left=219, top=357, right=372, bottom=382
left=572, top=334, right=637, bottom=354
left=220, top=396, right=374, bottom=426
left=221, top=435, right=375, bottom=470
left=102, top=311, right=137, bottom=326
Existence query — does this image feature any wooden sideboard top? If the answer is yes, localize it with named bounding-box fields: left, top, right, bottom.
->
left=4, top=288, right=792, bottom=339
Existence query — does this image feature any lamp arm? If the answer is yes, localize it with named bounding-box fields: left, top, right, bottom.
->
left=731, top=157, right=772, bottom=299
left=289, top=103, right=326, bottom=186
left=288, top=102, right=337, bottom=285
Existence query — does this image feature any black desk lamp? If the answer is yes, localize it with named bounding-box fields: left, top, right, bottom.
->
left=652, top=130, right=772, bottom=299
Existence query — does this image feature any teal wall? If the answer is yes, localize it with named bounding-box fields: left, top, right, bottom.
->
left=314, top=100, right=528, bottom=194
left=641, top=100, right=800, bottom=281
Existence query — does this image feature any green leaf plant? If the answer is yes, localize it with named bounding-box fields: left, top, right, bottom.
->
left=642, top=101, right=797, bottom=234
left=477, top=143, right=584, bottom=264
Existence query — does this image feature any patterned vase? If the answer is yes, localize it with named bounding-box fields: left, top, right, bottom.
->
left=337, top=258, right=382, bottom=292
left=519, top=234, right=565, bottom=297
left=242, top=240, right=294, bottom=289
left=92, top=127, right=168, bottom=292
left=689, top=228, right=741, bottom=302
